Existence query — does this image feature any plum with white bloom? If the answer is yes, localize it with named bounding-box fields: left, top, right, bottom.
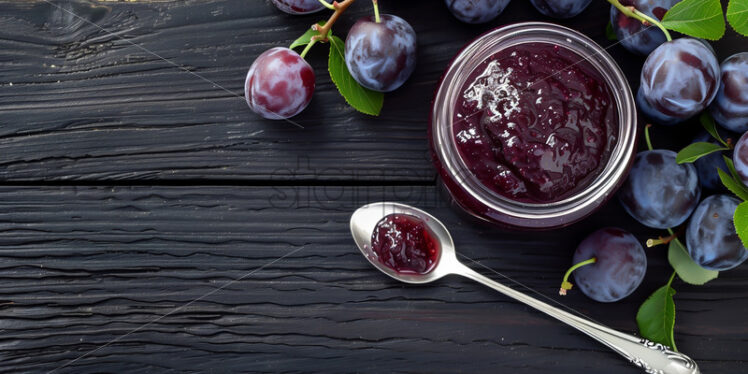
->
left=245, top=47, right=315, bottom=120
left=686, top=195, right=748, bottom=271
left=637, top=38, right=720, bottom=125
left=618, top=150, right=700, bottom=228
left=345, top=14, right=417, bottom=92
left=529, top=0, right=592, bottom=18
left=444, top=0, right=512, bottom=24
left=735, top=131, right=748, bottom=185
left=710, top=52, right=748, bottom=133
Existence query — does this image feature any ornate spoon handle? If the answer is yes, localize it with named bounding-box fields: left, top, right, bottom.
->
left=456, top=263, right=699, bottom=374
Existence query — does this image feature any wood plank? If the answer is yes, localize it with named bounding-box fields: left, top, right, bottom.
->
left=0, top=186, right=745, bottom=373
left=0, top=0, right=740, bottom=181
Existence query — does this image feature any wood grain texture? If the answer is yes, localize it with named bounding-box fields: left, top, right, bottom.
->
left=0, top=186, right=746, bottom=373
left=1, top=1, right=747, bottom=373
left=1, top=0, right=741, bottom=181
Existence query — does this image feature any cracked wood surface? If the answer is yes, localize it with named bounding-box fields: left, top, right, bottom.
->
left=0, top=1, right=746, bottom=373
left=0, top=186, right=746, bottom=373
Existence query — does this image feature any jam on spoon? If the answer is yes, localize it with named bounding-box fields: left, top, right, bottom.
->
left=453, top=42, right=618, bottom=203
left=370, top=213, right=439, bottom=274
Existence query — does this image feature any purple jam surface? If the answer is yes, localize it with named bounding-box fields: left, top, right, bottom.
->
left=371, top=214, right=439, bottom=274
left=453, top=42, right=618, bottom=203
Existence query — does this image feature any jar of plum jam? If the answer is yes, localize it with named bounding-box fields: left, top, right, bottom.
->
left=430, top=23, right=637, bottom=230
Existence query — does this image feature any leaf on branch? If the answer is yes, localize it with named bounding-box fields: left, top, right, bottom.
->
left=637, top=279, right=677, bottom=351
left=727, top=0, right=748, bottom=36
left=720, top=159, right=748, bottom=200
left=661, top=0, right=726, bottom=40
left=700, top=112, right=728, bottom=147
left=328, top=35, right=384, bottom=116
left=668, top=239, right=719, bottom=285
left=735, top=201, right=748, bottom=248
left=290, top=22, right=325, bottom=50
left=676, top=142, right=727, bottom=164
left=719, top=168, right=748, bottom=201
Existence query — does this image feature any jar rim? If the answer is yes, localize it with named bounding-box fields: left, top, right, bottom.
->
left=430, top=22, right=637, bottom=229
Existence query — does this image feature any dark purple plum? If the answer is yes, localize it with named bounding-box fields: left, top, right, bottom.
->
left=692, top=130, right=734, bottom=190
left=529, top=0, right=592, bottom=18
left=618, top=150, right=700, bottom=229
left=637, top=38, right=720, bottom=125
left=345, top=14, right=417, bottom=92
left=686, top=195, right=748, bottom=271
left=270, top=0, right=331, bottom=15
left=444, top=0, right=511, bottom=24
left=735, top=131, right=748, bottom=185
left=710, top=52, right=748, bottom=133
left=570, top=228, right=647, bottom=303
left=245, top=47, right=315, bottom=120
left=609, top=0, right=680, bottom=56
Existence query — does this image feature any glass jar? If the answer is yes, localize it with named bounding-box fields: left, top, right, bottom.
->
left=430, top=22, right=637, bottom=230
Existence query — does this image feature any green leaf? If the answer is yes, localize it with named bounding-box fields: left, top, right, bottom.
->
left=721, top=157, right=748, bottom=199
left=668, top=239, right=718, bottom=285
left=735, top=202, right=748, bottom=248
left=290, top=22, right=324, bottom=50
left=724, top=156, right=742, bottom=181
left=637, top=277, right=677, bottom=351
left=700, top=112, right=728, bottom=147
left=605, top=21, right=618, bottom=41
left=718, top=168, right=748, bottom=201
left=661, top=0, right=726, bottom=40
left=675, top=142, right=727, bottom=163
left=727, top=0, right=748, bottom=36
left=328, top=34, right=384, bottom=116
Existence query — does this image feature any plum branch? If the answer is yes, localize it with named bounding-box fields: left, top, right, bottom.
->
left=312, top=0, right=357, bottom=43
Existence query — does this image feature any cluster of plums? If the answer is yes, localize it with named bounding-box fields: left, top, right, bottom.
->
left=619, top=143, right=747, bottom=271
left=612, top=35, right=747, bottom=302
left=562, top=0, right=748, bottom=303
left=246, top=0, right=417, bottom=120
left=569, top=139, right=747, bottom=303
left=568, top=62, right=747, bottom=302
left=611, top=0, right=748, bottom=131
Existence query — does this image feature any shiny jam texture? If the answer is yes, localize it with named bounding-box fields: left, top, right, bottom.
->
left=371, top=214, right=439, bottom=274
left=453, top=42, right=618, bottom=203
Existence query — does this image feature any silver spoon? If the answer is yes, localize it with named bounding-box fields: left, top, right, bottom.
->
left=350, top=202, right=700, bottom=374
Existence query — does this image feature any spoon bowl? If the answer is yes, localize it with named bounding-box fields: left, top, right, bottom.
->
left=350, top=202, right=700, bottom=374
left=350, top=202, right=456, bottom=284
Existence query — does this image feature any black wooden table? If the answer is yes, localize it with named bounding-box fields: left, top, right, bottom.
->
left=1, top=1, right=746, bottom=373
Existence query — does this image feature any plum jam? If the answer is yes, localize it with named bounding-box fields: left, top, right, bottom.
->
left=453, top=42, right=618, bottom=203
left=371, top=214, right=439, bottom=274
left=430, top=23, right=637, bottom=229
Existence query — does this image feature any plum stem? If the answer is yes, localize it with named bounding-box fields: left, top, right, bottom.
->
left=644, top=124, right=654, bottom=151
left=646, top=231, right=678, bottom=247
left=317, top=0, right=335, bottom=10
left=667, top=270, right=676, bottom=288
left=311, top=0, right=356, bottom=43
left=559, top=257, right=597, bottom=296
left=607, top=0, right=672, bottom=42
left=299, top=38, right=317, bottom=59
left=372, top=0, right=381, bottom=23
